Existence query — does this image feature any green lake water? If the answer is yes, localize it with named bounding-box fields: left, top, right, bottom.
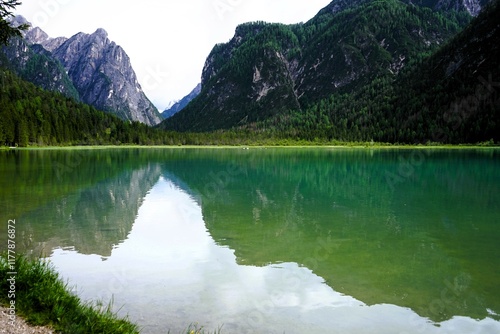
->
left=1, top=147, right=499, bottom=333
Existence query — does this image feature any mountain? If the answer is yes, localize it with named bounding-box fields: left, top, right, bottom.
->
left=0, top=69, right=172, bottom=147
left=1, top=17, right=162, bottom=126
left=159, top=0, right=476, bottom=132
left=312, top=0, right=490, bottom=16
left=402, top=0, right=490, bottom=16
left=0, top=17, right=79, bottom=100
left=386, top=0, right=500, bottom=143
left=161, top=83, right=201, bottom=119
left=238, top=0, right=499, bottom=144
left=24, top=26, right=68, bottom=52
left=51, top=28, right=162, bottom=126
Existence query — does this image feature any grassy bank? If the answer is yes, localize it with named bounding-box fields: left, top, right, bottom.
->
left=3, top=140, right=499, bottom=151
left=0, top=254, right=223, bottom=333
left=0, top=254, right=139, bottom=334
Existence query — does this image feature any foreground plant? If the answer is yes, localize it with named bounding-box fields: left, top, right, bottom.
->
left=182, top=323, right=223, bottom=334
left=0, top=254, right=139, bottom=333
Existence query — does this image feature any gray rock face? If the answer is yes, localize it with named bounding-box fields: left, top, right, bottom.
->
left=24, top=27, right=68, bottom=52
left=24, top=27, right=48, bottom=44
left=161, top=0, right=487, bottom=132
left=161, top=83, right=201, bottom=119
left=0, top=24, right=80, bottom=100
left=52, top=28, right=161, bottom=126
left=403, top=0, right=489, bottom=16
left=3, top=16, right=161, bottom=126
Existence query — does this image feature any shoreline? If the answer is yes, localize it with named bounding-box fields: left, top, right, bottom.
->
left=0, top=255, right=140, bottom=334
left=0, top=307, right=53, bottom=334
left=3, top=144, right=500, bottom=151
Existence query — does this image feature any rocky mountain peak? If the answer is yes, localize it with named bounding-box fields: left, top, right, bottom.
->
left=2, top=17, right=161, bottom=125
left=93, top=28, right=108, bottom=39
left=9, top=15, right=29, bottom=29
left=22, top=24, right=67, bottom=51
left=51, top=29, right=161, bottom=125
left=24, top=27, right=48, bottom=44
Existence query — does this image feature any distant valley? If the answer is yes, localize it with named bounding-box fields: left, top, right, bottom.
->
left=161, top=83, right=201, bottom=119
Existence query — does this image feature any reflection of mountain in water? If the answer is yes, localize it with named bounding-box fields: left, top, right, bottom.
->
left=14, top=150, right=162, bottom=257
left=69, top=165, right=161, bottom=256
left=4, top=148, right=498, bottom=324
left=158, top=148, right=500, bottom=323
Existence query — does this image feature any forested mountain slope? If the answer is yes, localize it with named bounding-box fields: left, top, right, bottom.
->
left=160, top=0, right=473, bottom=133
left=251, top=0, right=499, bottom=143
left=0, top=70, right=167, bottom=146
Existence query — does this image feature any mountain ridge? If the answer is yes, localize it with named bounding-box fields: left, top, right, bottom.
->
left=0, top=23, right=80, bottom=101
left=1, top=17, right=162, bottom=126
left=51, top=27, right=162, bottom=126
left=161, top=83, right=201, bottom=119
left=160, top=0, right=475, bottom=132
left=246, top=0, right=500, bottom=144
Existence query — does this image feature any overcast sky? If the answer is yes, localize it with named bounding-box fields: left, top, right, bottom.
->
left=15, top=0, right=332, bottom=110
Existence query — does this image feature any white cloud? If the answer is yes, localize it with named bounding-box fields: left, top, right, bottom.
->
left=15, top=0, right=332, bottom=110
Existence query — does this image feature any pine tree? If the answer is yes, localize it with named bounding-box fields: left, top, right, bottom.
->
left=0, top=0, right=29, bottom=45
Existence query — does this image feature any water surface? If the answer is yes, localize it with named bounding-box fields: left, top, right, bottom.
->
left=1, top=148, right=499, bottom=333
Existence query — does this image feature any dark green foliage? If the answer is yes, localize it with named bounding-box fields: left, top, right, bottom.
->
left=160, top=0, right=470, bottom=133
left=0, top=70, right=173, bottom=146
left=1, top=1, right=498, bottom=146
left=294, top=0, right=468, bottom=103
left=0, top=38, right=81, bottom=101
left=388, top=0, right=500, bottom=143
left=169, top=22, right=302, bottom=132
left=0, top=0, right=28, bottom=45
left=160, top=0, right=498, bottom=144
left=254, top=0, right=500, bottom=144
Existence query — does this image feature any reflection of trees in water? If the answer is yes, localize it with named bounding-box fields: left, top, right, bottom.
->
left=23, top=164, right=162, bottom=257
left=160, top=148, right=500, bottom=323
left=6, top=148, right=498, bottom=322
left=5, top=149, right=165, bottom=257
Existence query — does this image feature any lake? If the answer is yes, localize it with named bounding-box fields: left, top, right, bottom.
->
left=1, top=147, right=499, bottom=333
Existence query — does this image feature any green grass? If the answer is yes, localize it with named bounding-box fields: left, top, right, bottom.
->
left=6, top=140, right=500, bottom=151
left=178, top=323, right=223, bottom=334
left=0, top=254, right=139, bottom=333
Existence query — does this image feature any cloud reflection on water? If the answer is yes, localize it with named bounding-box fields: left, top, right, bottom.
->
left=49, top=175, right=500, bottom=334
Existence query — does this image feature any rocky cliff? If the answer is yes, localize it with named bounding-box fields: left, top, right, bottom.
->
left=406, top=0, right=490, bottom=16
left=161, top=83, right=201, bottom=119
left=51, top=28, right=161, bottom=126
left=1, top=17, right=162, bottom=126
left=0, top=16, right=79, bottom=100
left=160, top=0, right=478, bottom=132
